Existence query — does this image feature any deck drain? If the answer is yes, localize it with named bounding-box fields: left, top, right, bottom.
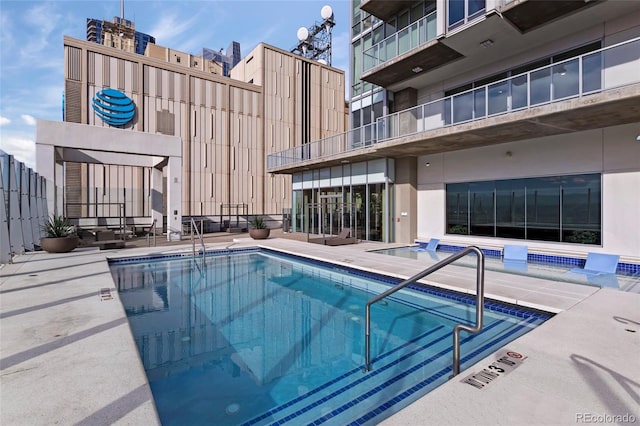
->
left=625, top=328, right=637, bottom=333
left=225, top=403, right=240, bottom=415
left=99, top=288, right=113, bottom=301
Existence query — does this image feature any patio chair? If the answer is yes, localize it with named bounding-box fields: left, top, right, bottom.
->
left=308, top=228, right=357, bottom=246
left=324, top=228, right=357, bottom=246
left=503, top=244, right=528, bottom=272
left=410, top=238, right=440, bottom=252
left=569, top=252, right=619, bottom=276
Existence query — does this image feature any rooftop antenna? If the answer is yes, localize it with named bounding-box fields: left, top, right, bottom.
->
left=120, top=0, right=124, bottom=20
left=291, top=5, right=335, bottom=66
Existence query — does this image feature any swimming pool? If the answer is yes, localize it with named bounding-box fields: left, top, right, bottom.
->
left=373, top=246, right=640, bottom=293
left=110, top=248, right=551, bottom=425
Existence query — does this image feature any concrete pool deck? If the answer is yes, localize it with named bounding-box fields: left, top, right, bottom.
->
left=1, top=233, right=638, bottom=425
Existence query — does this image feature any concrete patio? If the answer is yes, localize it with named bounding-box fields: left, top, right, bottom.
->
left=1, top=231, right=638, bottom=425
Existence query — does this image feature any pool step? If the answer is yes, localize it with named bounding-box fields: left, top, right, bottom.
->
left=251, top=316, right=541, bottom=425
left=240, top=325, right=453, bottom=425
left=325, top=316, right=544, bottom=426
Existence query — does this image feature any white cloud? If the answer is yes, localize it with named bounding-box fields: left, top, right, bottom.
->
left=21, top=114, right=37, bottom=126
left=0, top=135, right=36, bottom=170
left=147, top=12, right=203, bottom=47
left=19, top=4, right=63, bottom=63
left=0, top=116, right=10, bottom=126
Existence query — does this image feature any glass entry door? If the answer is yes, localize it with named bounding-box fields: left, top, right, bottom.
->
left=318, top=194, right=344, bottom=236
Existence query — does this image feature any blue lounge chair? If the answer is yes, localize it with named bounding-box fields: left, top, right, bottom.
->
left=503, top=245, right=528, bottom=263
left=569, top=252, right=619, bottom=276
left=410, top=238, right=440, bottom=252
left=503, top=244, right=528, bottom=272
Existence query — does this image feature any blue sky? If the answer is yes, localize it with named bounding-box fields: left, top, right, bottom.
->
left=0, top=0, right=350, bottom=169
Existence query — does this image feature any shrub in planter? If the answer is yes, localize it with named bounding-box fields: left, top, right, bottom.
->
left=40, top=215, right=79, bottom=253
left=249, top=216, right=270, bottom=240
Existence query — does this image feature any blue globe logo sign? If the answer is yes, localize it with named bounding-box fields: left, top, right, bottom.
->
left=91, top=88, right=135, bottom=126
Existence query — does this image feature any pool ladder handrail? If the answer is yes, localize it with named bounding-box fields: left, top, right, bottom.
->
left=364, top=245, right=485, bottom=376
left=190, top=217, right=206, bottom=266
left=146, top=218, right=157, bottom=247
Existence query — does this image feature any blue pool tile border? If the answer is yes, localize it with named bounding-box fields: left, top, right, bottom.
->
left=260, top=248, right=552, bottom=321
left=107, top=247, right=261, bottom=264
left=108, top=247, right=553, bottom=322
left=415, top=241, right=640, bottom=276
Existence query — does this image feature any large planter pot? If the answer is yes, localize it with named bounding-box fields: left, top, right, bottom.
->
left=249, top=228, right=270, bottom=240
left=40, top=236, right=79, bottom=253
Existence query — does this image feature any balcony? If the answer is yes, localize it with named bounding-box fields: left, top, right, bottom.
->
left=361, top=11, right=464, bottom=88
left=268, top=38, right=640, bottom=173
left=499, top=0, right=602, bottom=33
left=359, top=0, right=414, bottom=22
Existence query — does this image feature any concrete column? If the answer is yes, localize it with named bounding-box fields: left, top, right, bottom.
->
left=150, top=166, right=163, bottom=232
left=394, top=157, right=418, bottom=244
left=394, top=87, right=418, bottom=136
left=166, top=156, right=182, bottom=241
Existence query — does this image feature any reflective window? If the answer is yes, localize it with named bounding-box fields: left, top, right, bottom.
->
left=525, top=177, right=560, bottom=242
left=496, top=180, right=525, bottom=239
left=448, top=0, right=465, bottom=27
left=446, top=174, right=601, bottom=244
left=446, top=183, right=469, bottom=234
left=448, top=0, right=485, bottom=29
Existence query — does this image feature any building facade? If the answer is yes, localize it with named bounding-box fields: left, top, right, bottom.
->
left=49, top=36, right=344, bottom=233
left=203, top=41, right=242, bottom=77
left=267, top=0, right=640, bottom=260
left=87, top=17, right=156, bottom=55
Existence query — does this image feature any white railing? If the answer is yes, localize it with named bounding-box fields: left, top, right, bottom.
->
left=362, top=11, right=438, bottom=73
left=267, top=37, right=640, bottom=170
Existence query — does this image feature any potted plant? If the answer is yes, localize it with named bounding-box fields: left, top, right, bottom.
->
left=40, top=215, right=79, bottom=253
left=249, top=216, right=270, bottom=240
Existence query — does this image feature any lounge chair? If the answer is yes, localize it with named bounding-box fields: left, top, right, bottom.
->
left=569, top=252, right=619, bottom=276
left=503, top=244, right=528, bottom=272
left=324, top=228, right=357, bottom=246
left=308, top=228, right=357, bottom=246
left=410, top=238, right=440, bottom=252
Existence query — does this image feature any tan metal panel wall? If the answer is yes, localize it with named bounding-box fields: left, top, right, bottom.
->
left=67, top=37, right=350, bottom=218
left=65, top=81, right=82, bottom=124
left=66, top=46, right=82, bottom=81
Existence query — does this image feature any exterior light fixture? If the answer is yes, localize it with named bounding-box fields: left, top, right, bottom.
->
left=480, top=39, right=494, bottom=48
left=412, top=66, right=423, bottom=73
left=636, top=134, right=640, bottom=141
left=425, top=162, right=431, bottom=167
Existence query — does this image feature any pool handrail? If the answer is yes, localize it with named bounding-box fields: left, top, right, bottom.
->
left=364, top=245, right=485, bottom=376
left=190, top=217, right=206, bottom=266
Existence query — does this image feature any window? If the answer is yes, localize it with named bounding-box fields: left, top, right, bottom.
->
left=448, top=0, right=485, bottom=29
left=446, top=174, right=601, bottom=244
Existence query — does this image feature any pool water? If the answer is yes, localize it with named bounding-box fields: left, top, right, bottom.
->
left=110, top=249, right=551, bottom=425
left=373, top=247, right=640, bottom=293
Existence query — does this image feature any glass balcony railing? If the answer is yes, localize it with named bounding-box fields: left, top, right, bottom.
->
left=267, top=37, right=640, bottom=170
left=362, top=11, right=437, bottom=73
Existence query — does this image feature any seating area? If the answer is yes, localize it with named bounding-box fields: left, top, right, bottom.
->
left=79, top=229, right=126, bottom=250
